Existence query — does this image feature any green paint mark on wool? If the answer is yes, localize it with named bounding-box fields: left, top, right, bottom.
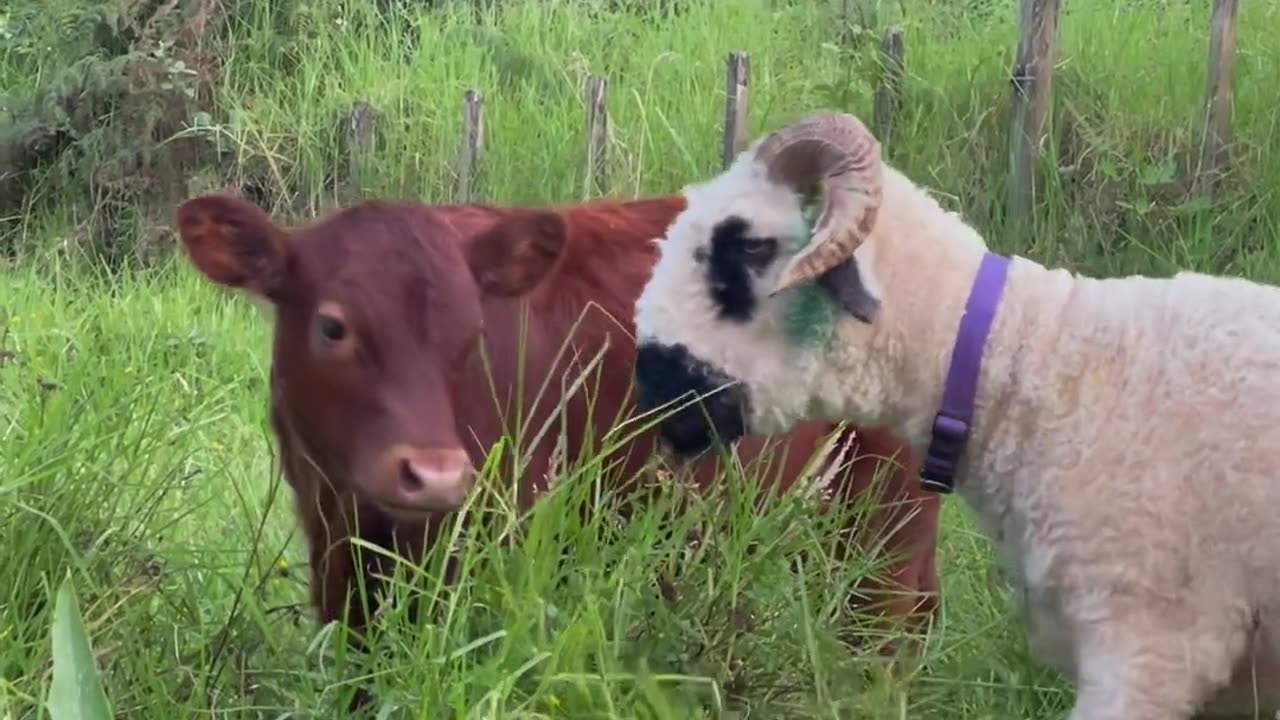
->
left=782, top=280, right=837, bottom=348
left=780, top=200, right=838, bottom=350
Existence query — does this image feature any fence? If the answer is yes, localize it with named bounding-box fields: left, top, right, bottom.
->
left=340, top=0, right=1241, bottom=235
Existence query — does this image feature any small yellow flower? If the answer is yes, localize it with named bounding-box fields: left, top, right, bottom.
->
left=9, top=316, right=18, bottom=326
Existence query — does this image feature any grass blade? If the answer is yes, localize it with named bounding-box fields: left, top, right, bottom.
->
left=46, top=575, right=114, bottom=720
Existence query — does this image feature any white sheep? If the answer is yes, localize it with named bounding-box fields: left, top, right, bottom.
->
left=630, top=110, right=1280, bottom=720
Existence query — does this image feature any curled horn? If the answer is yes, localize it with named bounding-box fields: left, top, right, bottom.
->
left=754, top=112, right=884, bottom=295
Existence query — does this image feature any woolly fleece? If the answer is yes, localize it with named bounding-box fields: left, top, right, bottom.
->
left=636, top=140, right=1280, bottom=720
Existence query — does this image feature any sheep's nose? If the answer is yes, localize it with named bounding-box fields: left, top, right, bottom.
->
left=635, top=342, right=749, bottom=458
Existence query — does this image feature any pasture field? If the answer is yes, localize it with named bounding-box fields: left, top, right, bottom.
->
left=2, top=0, right=1279, bottom=717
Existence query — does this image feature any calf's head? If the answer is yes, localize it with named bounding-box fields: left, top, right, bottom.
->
left=175, top=195, right=570, bottom=517
left=634, top=111, right=889, bottom=458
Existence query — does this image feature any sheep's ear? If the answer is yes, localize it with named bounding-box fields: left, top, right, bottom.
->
left=799, top=191, right=882, bottom=324
left=816, top=249, right=881, bottom=324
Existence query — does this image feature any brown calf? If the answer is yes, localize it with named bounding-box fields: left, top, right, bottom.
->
left=175, top=193, right=942, bottom=650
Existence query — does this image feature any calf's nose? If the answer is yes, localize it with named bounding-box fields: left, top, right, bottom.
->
left=383, top=445, right=475, bottom=512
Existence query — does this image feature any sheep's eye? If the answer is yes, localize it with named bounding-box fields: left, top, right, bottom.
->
left=742, top=237, right=777, bottom=259
left=317, top=314, right=347, bottom=342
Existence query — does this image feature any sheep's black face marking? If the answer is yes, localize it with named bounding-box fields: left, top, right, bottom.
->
left=634, top=341, right=750, bottom=458
left=705, top=216, right=779, bottom=322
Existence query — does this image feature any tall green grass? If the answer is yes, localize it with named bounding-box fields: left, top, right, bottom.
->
left=203, top=0, right=1280, bottom=275
left=2, top=0, right=1279, bottom=717
left=1, top=256, right=1056, bottom=718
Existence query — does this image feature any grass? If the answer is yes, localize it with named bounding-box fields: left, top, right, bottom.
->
left=2, top=0, right=1279, bottom=717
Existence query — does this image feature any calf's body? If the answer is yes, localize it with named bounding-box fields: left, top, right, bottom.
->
left=175, top=193, right=942, bottom=655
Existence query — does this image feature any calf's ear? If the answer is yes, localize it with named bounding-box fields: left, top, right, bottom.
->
left=466, top=209, right=569, bottom=297
left=175, top=194, right=292, bottom=299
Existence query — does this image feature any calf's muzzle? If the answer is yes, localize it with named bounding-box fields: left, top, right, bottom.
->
left=369, top=445, right=475, bottom=514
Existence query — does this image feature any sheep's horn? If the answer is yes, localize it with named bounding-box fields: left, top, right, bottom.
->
left=755, top=112, right=884, bottom=295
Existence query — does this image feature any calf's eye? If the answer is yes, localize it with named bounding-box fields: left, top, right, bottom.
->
left=317, top=314, right=347, bottom=342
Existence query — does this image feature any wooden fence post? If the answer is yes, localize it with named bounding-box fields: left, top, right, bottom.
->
left=457, top=88, right=486, bottom=202
left=584, top=74, right=609, bottom=197
left=1194, top=0, right=1240, bottom=197
left=873, top=26, right=905, bottom=156
left=722, top=52, right=751, bottom=170
left=1006, top=0, right=1062, bottom=231
left=344, top=101, right=379, bottom=201
left=832, top=0, right=878, bottom=47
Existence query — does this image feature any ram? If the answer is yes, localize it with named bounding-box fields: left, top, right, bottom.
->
left=632, top=110, right=1280, bottom=720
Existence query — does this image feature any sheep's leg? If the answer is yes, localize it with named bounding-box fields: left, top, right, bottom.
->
left=1068, top=654, right=1199, bottom=720
left=1067, top=624, right=1244, bottom=720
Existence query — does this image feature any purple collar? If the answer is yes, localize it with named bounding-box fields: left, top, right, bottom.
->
left=920, top=251, right=1011, bottom=494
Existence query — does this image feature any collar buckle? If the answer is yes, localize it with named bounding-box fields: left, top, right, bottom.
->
left=920, top=412, right=968, bottom=494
